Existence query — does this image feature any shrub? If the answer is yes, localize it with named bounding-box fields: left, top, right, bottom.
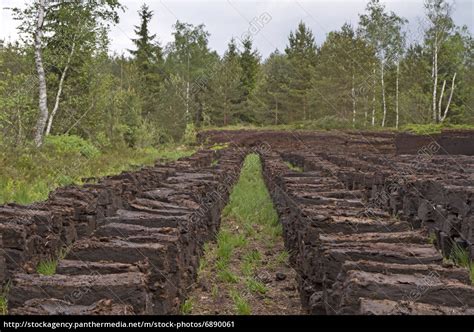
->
left=183, top=123, right=197, bottom=145
left=401, top=123, right=474, bottom=135
left=43, top=135, right=100, bottom=159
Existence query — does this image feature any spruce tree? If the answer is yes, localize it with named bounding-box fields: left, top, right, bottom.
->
left=239, top=37, right=260, bottom=97
left=129, top=4, right=163, bottom=119
left=129, top=4, right=163, bottom=74
left=285, top=21, right=317, bottom=121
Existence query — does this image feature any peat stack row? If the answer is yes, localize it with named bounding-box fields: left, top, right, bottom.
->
left=261, top=151, right=474, bottom=315
left=312, top=152, right=474, bottom=262
left=0, top=153, right=188, bottom=283
left=3, top=148, right=244, bottom=314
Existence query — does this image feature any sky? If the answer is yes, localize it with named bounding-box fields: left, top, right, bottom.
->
left=0, top=0, right=472, bottom=59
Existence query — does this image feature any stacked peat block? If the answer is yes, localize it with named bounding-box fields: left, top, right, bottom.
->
left=8, top=148, right=244, bottom=315
left=261, top=151, right=474, bottom=315
left=0, top=206, right=61, bottom=277
left=0, top=152, right=192, bottom=286
left=320, top=152, right=474, bottom=262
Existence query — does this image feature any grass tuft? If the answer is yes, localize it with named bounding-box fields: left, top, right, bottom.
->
left=449, top=243, right=474, bottom=284
left=180, top=298, right=193, bottom=315
left=246, top=278, right=268, bottom=295
left=284, top=161, right=303, bottom=172
left=217, top=269, right=239, bottom=283
left=36, top=259, right=58, bottom=276
left=0, top=295, right=7, bottom=315
left=230, top=290, right=251, bottom=315
left=450, top=243, right=470, bottom=268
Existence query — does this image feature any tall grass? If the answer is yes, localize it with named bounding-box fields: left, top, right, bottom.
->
left=222, top=154, right=279, bottom=229
left=449, top=243, right=473, bottom=284
left=0, top=139, right=195, bottom=205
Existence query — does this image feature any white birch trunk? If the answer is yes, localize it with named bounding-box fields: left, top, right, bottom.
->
left=441, top=72, right=456, bottom=122
left=395, top=62, right=400, bottom=129
left=45, top=41, right=76, bottom=136
left=432, top=35, right=438, bottom=123
left=380, top=60, right=387, bottom=127
left=352, top=74, right=356, bottom=127
left=372, top=66, right=376, bottom=126
left=438, top=79, right=446, bottom=121
left=33, top=0, right=48, bottom=147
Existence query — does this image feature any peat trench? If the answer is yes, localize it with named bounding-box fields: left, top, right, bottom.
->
left=0, top=140, right=473, bottom=315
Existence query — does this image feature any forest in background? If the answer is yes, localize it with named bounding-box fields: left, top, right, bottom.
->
left=0, top=0, right=472, bottom=203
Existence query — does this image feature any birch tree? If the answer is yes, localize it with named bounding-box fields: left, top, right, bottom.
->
left=358, top=0, right=407, bottom=127
left=12, top=0, right=122, bottom=146
left=424, top=0, right=454, bottom=123
left=33, top=0, right=48, bottom=146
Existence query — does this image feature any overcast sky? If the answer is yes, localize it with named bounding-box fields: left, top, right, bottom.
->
left=1, top=0, right=472, bottom=58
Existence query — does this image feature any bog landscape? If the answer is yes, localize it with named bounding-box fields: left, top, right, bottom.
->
left=0, top=0, right=473, bottom=318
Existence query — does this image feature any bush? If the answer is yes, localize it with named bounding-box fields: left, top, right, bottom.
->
left=401, top=123, right=474, bottom=135
left=43, top=135, right=100, bottom=159
left=183, top=123, right=197, bottom=145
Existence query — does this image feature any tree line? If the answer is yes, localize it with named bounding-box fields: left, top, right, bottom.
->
left=0, top=0, right=472, bottom=149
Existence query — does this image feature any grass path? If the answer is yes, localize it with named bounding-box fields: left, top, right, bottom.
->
left=183, top=154, right=302, bottom=315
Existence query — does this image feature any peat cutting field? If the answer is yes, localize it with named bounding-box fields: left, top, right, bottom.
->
left=0, top=129, right=474, bottom=315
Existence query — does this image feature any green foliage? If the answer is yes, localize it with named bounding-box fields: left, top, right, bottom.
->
left=36, top=259, right=58, bottom=276
left=44, top=135, right=100, bottom=159
left=239, top=37, right=260, bottom=98
left=401, top=123, right=474, bottom=135
left=183, top=123, right=198, bottom=145
left=1, top=1, right=472, bottom=164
